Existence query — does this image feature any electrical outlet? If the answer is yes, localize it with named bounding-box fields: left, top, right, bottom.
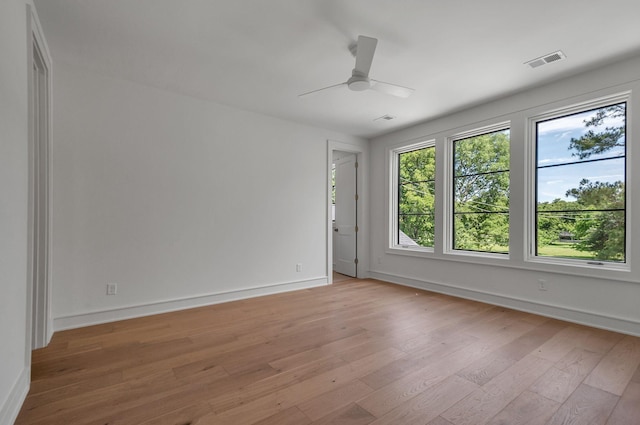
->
left=538, top=279, right=547, bottom=291
left=296, top=263, right=302, bottom=272
left=106, top=283, right=118, bottom=295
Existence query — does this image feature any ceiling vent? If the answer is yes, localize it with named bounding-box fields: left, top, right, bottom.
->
left=525, top=51, right=566, bottom=68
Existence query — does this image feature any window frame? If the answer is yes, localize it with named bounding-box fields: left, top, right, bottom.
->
left=444, top=122, right=511, bottom=259
left=385, top=87, right=637, bottom=283
left=525, top=92, right=631, bottom=272
left=389, top=139, right=437, bottom=254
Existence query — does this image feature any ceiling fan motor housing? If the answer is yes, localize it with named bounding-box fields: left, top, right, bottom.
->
left=347, top=71, right=371, bottom=91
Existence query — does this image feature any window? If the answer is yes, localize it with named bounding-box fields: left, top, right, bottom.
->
left=535, top=100, right=626, bottom=264
left=395, top=143, right=436, bottom=249
left=452, top=128, right=510, bottom=254
left=331, top=163, right=336, bottom=221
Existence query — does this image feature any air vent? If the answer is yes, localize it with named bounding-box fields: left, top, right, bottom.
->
left=374, top=114, right=396, bottom=121
left=525, top=51, right=566, bottom=68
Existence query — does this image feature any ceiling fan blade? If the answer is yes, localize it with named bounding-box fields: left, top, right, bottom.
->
left=298, top=82, right=346, bottom=98
left=370, top=79, right=414, bottom=98
left=353, top=35, right=378, bottom=76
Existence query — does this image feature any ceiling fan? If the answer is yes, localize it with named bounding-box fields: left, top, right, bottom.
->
left=299, top=35, right=414, bottom=98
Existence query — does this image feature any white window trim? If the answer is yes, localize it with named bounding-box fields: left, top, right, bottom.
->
left=385, top=84, right=639, bottom=283
left=443, top=121, right=511, bottom=259
left=388, top=139, right=436, bottom=254
left=524, top=91, right=631, bottom=273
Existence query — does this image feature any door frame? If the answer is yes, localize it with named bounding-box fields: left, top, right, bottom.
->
left=332, top=152, right=358, bottom=278
left=327, top=141, right=366, bottom=284
left=26, top=4, right=53, bottom=352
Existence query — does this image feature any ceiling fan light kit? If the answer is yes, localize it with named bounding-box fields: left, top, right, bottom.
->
left=299, top=35, right=414, bottom=98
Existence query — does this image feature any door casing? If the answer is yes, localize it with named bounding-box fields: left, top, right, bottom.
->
left=327, top=141, right=365, bottom=284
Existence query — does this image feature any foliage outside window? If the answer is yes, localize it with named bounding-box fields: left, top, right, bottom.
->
left=453, top=129, right=510, bottom=253
left=535, top=101, right=626, bottom=263
left=398, top=145, right=436, bottom=248
left=331, top=164, right=336, bottom=221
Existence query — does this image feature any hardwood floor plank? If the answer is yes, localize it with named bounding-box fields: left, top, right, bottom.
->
left=298, top=379, right=374, bottom=421
left=584, top=335, right=640, bottom=396
left=360, top=332, right=478, bottom=390
left=172, top=359, right=228, bottom=380
left=496, top=319, right=567, bottom=361
left=533, top=324, right=623, bottom=363
left=368, top=375, right=478, bottom=425
left=529, top=347, right=602, bottom=403
left=441, top=354, right=554, bottom=425
left=135, top=401, right=213, bottom=425
left=15, top=279, right=640, bottom=425
left=545, top=383, right=619, bottom=425
left=632, top=361, right=640, bottom=383
left=357, top=340, right=499, bottom=418
left=217, top=324, right=366, bottom=375
left=253, top=406, right=312, bottom=425
left=19, top=370, right=123, bottom=412
left=268, top=332, right=375, bottom=372
left=17, top=370, right=177, bottom=424
left=455, top=354, right=516, bottom=387
left=484, top=390, right=559, bottom=425
left=532, top=325, right=591, bottom=362
left=311, top=403, right=376, bottom=425
left=337, top=338, right=401, bottom=363
left=209, top=355, right=347, bottom=414
left=427, top=418, right=456, bottom=425
left=606, top=381, right=640, bottom=425
left=214, top=348, right=405, bottom=424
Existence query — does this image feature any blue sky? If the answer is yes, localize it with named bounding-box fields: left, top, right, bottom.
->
left=536, top=106, right=625, bottom=203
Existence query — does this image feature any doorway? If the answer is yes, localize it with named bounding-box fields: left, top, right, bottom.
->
left=330, top=149, right=359, bottom=280
left=27, top=6, right=53, bottom=349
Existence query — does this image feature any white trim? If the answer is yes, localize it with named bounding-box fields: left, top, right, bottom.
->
left=26, top=3, right=53, bottom=352
left=383, top=83, right=640, bottom=284
left=54, top=277, right=328, bottom=331
left=0, top=367, right=30, bottom=425
left=388, top=140, right=436, bottom=252
left=369, top=271, right=640, bottom=337
left=525, top=91, right=631, bottom=272
left=444, top=122, right=511, bottom=257
left=327, top=140, right=367, bottom=284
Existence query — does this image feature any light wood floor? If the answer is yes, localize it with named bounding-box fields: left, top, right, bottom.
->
left=332, top=271, right=354, bottom=283
left=16, top=278, right=640, bottom=425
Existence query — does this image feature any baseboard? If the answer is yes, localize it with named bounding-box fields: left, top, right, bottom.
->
left=0, top=366, right=29, bottom=425
left=54, top=277, right=328, bottom=331
left=369, top=271, right=640, bottom=337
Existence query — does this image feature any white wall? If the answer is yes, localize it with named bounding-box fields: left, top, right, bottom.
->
left=0, top=1, right=32, bottom=423
left=51, top=63, right=367, bottom=329
left=370, top=54, right=640, bottom=336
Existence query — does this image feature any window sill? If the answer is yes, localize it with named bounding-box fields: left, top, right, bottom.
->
left=386, top=245, right=638, bottom=283
left=526, top=255, right=630, bottom=273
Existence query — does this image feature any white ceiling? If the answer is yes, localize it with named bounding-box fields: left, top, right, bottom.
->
left=34, top=0, right=640, bottom=138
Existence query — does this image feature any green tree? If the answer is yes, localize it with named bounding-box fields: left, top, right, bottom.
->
left=537, top=199, right=580, bottom=246
left=399, top=147, right=436, bottom=246
left=566, top=179, right=625, bottom=261
left=453, top=131, right=510, bottom=252
left=569, top=104, right=625, bottom=159
left=565, top=103, right=626, bottom=261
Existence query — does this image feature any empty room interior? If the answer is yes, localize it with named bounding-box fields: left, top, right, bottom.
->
left=3, top=1, right=640, bottom=424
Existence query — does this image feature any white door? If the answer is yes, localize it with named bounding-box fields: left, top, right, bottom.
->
left=29, top=22, right=52, bottom=349
left=333, top=153, right=357, bottom=277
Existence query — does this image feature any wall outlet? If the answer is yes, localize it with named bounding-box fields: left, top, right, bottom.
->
left=538, top=279, right=547, bottom=291
left=296, top=263, right=302, bottom=272
left=106, top=283, right=118, bottom=295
